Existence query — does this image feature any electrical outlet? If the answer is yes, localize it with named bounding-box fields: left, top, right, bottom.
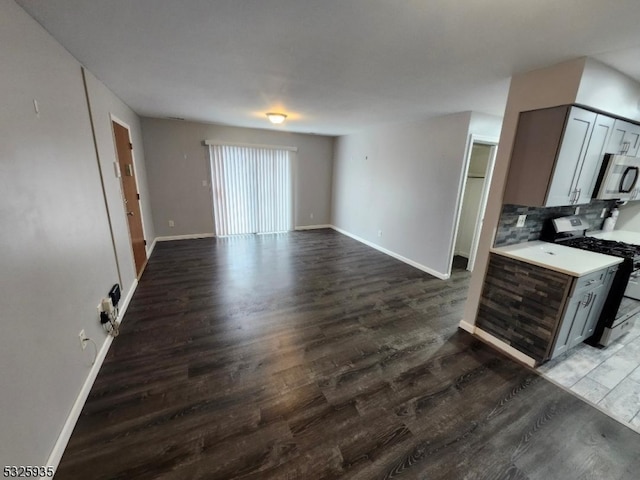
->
left=78, top=329, right=87, bottom=350
left=575, top=206, right=580, bottom=215
left=516, top=215, right=527, bottom=227
left=601, top=208, right=607, bottom=218
left=168, top=220, right=175, bottom=227
left=101, top=297, right=115, bottom=316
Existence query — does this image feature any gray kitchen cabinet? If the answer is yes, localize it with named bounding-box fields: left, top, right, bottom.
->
left=606, top=119, right=640, bottom=156
left=551, top=265, right=617, bottom=359
left=584, top=265, right=618, bottom=338
left=552, top=284, right=603, bottom=358
left=478, top=253, right=618, bottom=364
left=504, top=105, right=614, bottom=207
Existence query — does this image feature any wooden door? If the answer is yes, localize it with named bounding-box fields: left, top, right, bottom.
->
left=112, top=121, right=146, bottom=276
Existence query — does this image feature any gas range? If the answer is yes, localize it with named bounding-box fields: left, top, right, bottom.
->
left=559, top=236, right=640, bottom=268
left=545, top=215, right=640, bottom=347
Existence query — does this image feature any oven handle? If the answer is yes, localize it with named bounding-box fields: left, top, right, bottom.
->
left=619, top=166, right=639, bottom=193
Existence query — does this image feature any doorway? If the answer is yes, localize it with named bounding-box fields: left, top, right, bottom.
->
left=452, top=138, right=498, bottom=273
left=112, top=120, right=147, bottom=276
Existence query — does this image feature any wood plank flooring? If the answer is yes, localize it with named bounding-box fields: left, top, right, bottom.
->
left=55, top=230, right=640, bottom=479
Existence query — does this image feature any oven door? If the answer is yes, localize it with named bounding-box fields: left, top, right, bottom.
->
left=595, top=154, right=640, bottom=200
left=624, top=269, right=640, bottom=300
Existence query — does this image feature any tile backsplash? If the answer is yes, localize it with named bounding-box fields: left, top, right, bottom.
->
left=494, top=200, right=617, bottom=247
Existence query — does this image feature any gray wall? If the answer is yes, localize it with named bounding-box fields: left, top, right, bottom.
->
left=84, top=70, right=155, bottom=291
left=140, top=118, right=335, bottom=237
left=331, top=112, right=473, bottom=278
left=0, top=0, right=152, bottom=466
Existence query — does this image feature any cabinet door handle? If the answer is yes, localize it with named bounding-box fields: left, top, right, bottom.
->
left=622, top=141, right=630, bottom=155
left=570, top=189, right=577, bottom=204
left=583, top=292, right=594, bottom=307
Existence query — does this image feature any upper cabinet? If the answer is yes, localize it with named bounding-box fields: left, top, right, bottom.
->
left=606, top=119, right=640, bottom=156
left=504, top=106, right=615, bottom=207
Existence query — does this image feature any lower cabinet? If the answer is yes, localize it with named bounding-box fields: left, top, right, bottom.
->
left=550, top=265, right=617, bottom=358
left=477, top=253, right=618, bottom=364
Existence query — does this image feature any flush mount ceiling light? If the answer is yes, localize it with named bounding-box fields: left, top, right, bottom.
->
left=266, top=112, right=287, bottom=124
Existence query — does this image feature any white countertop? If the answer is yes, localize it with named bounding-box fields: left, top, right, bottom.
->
left=491, top=240, right=623, bottom=277
left=588, top=230, right=640, bottom=246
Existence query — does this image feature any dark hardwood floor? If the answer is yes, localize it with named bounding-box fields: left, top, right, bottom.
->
left=55, top=229, right=640, bottom=479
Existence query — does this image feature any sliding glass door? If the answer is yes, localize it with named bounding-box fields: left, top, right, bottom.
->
left=209, top=145, right=293, bottom=236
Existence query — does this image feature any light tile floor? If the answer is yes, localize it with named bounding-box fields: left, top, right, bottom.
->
left=538, top=317, right=640, bottom=433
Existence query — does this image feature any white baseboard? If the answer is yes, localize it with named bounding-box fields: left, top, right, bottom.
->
left=155, top=233, right=215, bottom=242
left=474, top=327, right=537, bottom=368
left=146, top=237, right=157, bottom=257
left=458, top=319, right=476, bottom=334
left=295, top=224, right=332, bottom=231
left=330, top=225, right=449, bottom=280
left=116, top=279, right=137, bottom=325
left=43, top=279, right=138, bottom=478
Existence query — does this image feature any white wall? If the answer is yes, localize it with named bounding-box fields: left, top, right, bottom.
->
left=577, top=58, right=640, bottom=123
left=0, top=0, right=152, bottom=467
left=331, top=112, right=473, bottom=278
left=616, top=203, right=640, bottom=231
left=140, top=118, right=334, bottom=237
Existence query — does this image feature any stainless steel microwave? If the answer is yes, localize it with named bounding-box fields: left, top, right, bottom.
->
left=594, top=154, right=640, bottom=201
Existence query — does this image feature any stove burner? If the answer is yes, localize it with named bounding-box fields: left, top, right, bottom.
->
left=560, top=237, right=640, bottom=259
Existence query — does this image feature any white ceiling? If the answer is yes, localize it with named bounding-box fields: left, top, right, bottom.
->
left=16, top=0, right=640, bottom=136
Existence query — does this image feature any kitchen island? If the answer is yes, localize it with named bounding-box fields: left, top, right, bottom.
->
left=476, top=241, right=622, bottom=364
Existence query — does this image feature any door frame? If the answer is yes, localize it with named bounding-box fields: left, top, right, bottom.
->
left=110, top=114, right=149, bottom=274
left=448, top=134, right=499, bottom=276
left=467, top=142, right=498, bottom=271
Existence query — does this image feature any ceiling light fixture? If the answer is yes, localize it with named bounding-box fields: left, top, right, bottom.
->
left=266, top=112, right=287, bottom=124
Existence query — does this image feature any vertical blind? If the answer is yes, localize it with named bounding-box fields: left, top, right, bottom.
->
left=210, top=145, right=293, bottom=236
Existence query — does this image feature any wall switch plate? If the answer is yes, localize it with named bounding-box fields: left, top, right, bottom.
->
left=575, top=206, right=580, bottom=215
left=202, top=180, right=207, bottom=187
left=168, top=220, right=175, bottom=227
left=601, top=208, right=607, bottom=218
left=516, top=215, right=527, bottom=227
left=377, top=230, right=383, bottom=237
left=310, top=213, right=314, bottom=219
left=78, top=329, right=87, bottom=350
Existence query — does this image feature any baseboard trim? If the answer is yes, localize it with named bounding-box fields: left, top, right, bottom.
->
left=295, top=224, right=332, bottom=231
left=330, top=225, right=449, bottom=280
left=146, top=238, right=157, bottom=257
left=474, top=327, right=537, bottom=368
left=458, top=320, right=476, bottom=334
left=43, top=279, right=138, bottom=478
left=155, top=233, right=215, bottom=242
